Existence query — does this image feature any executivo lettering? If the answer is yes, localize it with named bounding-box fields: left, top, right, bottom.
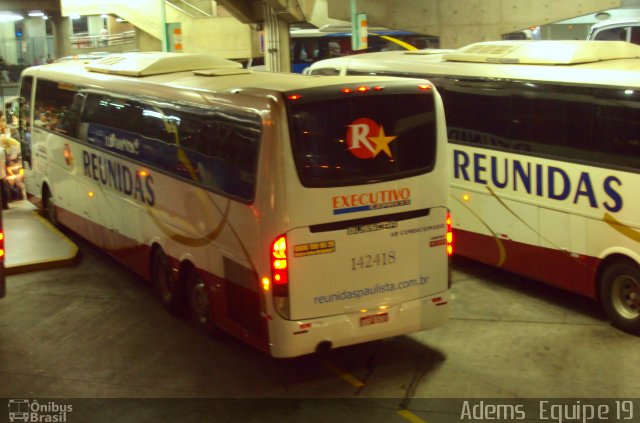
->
left=333, top=188, right=411, bottom=215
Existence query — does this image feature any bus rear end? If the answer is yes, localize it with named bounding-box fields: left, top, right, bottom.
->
left=267, top=79, right=450, bottom=357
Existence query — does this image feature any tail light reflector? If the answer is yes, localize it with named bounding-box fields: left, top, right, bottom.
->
left=446, top=212, right=453, bottom=256
left=271, top=235, right=289, bottom=295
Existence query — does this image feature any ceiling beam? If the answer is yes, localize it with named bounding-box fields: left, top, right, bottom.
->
left=215, top=0, right=263, bottom=23
left=0, top=0, right=60, bottom=12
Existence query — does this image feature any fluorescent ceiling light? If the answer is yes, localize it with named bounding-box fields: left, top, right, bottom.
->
left=0, top=13, right=23, bottom=22
left=28, top=11, right=45, bottom=17
left=70, top=14, right=81, bottom=20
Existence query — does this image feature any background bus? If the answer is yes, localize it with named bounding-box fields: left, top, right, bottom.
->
left=290, top=25, right=439, bottom=73
left=17, top=52, right=451, bottom=357
left=308, top=40, right=640, bottom=335
left=587, top=17, right=640, bottom=44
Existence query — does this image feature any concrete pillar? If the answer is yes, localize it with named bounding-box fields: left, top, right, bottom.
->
left=263, top=4, right=291, bottom=72
left=53, top=16, right=72, bottom=58
left=0, top=22, right=18, bottom=64
left=24, top=18, right=48, bottom=64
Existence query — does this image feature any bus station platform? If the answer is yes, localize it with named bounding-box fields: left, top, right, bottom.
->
left=3, top=200, right=78, bottom=275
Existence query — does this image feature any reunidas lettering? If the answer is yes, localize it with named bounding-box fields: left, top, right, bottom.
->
left=82, top=151, right=155, bottom=206
left=453, top=149, right=623, bottom=213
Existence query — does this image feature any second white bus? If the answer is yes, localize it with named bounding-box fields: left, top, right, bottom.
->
left=309, top=40, right=640, bottom=335
left=17, top=52, right=451, bottom=357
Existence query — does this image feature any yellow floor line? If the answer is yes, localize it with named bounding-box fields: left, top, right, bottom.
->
left=323, top=360, right=365, bottom=388
left=32, top=211, right=78, bottom=252
left=398, top=409, right=428, bottom=423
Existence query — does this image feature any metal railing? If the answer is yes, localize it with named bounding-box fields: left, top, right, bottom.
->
left=70, top=31, right=136, bottom=50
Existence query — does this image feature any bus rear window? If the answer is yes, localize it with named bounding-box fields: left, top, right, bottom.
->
left=288, top=93, right=436, bottom=187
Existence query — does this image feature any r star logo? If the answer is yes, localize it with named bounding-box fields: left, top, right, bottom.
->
left=346, top=118, right=397, bottom=159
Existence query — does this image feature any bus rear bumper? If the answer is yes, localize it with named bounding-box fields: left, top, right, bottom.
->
left=268, top=291, right=450, bottom=358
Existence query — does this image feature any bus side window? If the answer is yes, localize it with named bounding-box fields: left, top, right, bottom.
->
left=510, top=82, right=593, bottom=161
left=595, top=27, right=627, bottom=41
left=140, top=103, right=173, bottom=145
left=33, top=79, right=78, bottom=138
left=631, top=27, right=640, bottom=44
left=439, top=78, right=513, bottom=151
left=197, top=111, right=261, bottom=201
left=594, top=88, right=640, bottom=170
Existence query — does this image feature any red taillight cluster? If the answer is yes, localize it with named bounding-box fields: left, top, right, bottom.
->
left=271, top=235, right=289, bottom=296
left=341, top=85, right=384, bottom=94
left=290, top=83, right=429, bottom=100
left=446, top=212, right=453, bottom=256
left=0, top=231, right=4, bottom=259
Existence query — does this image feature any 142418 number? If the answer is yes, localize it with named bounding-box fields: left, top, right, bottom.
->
left=351, top=251, right=396, bottom=270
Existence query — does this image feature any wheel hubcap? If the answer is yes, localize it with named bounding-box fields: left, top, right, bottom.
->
left=612, top=274, right=640, bottom=319
left=158, top=258, right=173, bottom=300
left=191, top=280, right=210, bottom=324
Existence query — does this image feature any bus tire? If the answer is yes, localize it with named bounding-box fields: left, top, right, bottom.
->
left=151, top=248, right=184, bottom=314
left=186, top=266, right=217, bottom=335
left=42, top=187, right=58, bottom=226
left=600, top=259, right=640, bottom=335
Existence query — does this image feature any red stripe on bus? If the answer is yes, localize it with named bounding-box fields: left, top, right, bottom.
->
left=454, top=229, right=600, bottom=298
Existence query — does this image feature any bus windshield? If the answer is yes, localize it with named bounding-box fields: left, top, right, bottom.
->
left=288, top=91, right=436, bottom=187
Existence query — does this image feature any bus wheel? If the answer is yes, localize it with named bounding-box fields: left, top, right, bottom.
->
left=600, top=260, right=640, bottom=335
left=151, top=248, right=184, bottom=314
left=42, top=187, right=58, bottom=226
left=186, top=266, right=217, bottom=335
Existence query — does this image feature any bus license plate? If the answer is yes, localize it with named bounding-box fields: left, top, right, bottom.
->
left=360, top=313, right=389, bottom=327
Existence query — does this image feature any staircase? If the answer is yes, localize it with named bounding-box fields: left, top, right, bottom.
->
left=165, top=0, right=214, bottom=18
left=60, top=0, right=258, bottom=58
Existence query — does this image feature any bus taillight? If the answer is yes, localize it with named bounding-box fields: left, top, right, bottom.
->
left=271, top=235, right=289, bottom=294
left=271, top=234, right=290, bottom=318
left=446, top=212, right=453, bottom=256
left=0, top=231, right=4, bottom=258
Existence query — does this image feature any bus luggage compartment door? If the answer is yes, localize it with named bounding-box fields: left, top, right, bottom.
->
left=285, top=207, right=449, bottom=321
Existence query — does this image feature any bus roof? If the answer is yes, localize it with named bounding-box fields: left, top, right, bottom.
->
left=85, top=51, right=243, bottom=76
left=443, top=40, right=640, bottom=64
left=310, top=40, right=640, bottom=88
left=21, top=52, right=429, bottom=101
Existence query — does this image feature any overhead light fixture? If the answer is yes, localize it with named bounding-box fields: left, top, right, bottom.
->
left=115, top=17, right=127, bottom=23
left=28, top=11, right=45, bottom=17
left=0, top=13, right=23, bottom=22
left=70, top=14, right=81, bottom=20
left=101, top=14, right=108, bottom=18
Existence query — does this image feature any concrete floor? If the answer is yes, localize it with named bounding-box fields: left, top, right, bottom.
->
left=0, top=208, right=639, bottom=422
